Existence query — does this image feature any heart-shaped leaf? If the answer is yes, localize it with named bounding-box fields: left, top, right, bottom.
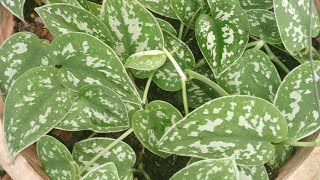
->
left=35, top=4, right=113, bottom=46
left=1, top=0, right=26, bottom=21
left=125, top=50, right=167, bottom=71
left=73, top=138, right=136, bottom=180
left=158, top=95, right=288, bottom=165
left=195, top=0, right=249, bottom=76
left=0, top=32, right=50, bottom=96
left=238, top=165, right=268, bottom=180
left=37, top=135, right=78, bottom=180
left=156, top=18, right=177, bottom=35
left=137, top=0, right=177, bottom=19
left=100, top=0, right=164, bottom=60
left=238, top=0, right=273, bottom=10
left=218, top=49, right=281, bottom=102
left=132, top=100, right=182, bottom=158
left=81, top=162, right=120, bottom=180
left=43, top=0, right=89, bottom=10
left=4, top=67, right=76, bottom=158
left=267, top=144, right=292, bottom=171
left=246, top=10, right=282, bottom=44
left=274, top=62, right=320, bottom=140
left=274, top=0, right=320, bottom=55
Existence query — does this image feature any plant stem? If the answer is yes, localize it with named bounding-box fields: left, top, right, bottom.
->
left=185, top=69, right=229, bottom=96
left=182, top=6, right=203, bottom=40
left=142, top=74, right=154, bottom=106
left=181, top=78, right=189, bottom=115
left=264, top=44, right=290, bottom=74
left=281, top=140, right=320, bottom=147
left=79, top=129, right=133, bottom=175
left=87, top=132, right=97, bottom=139
left=246, top=40, right=264, bottom=50
left=194, top=59, right=207, bottom=69
left=178, top=23, right=184, bottom=40
left=312, top=47, right=320, bottom=60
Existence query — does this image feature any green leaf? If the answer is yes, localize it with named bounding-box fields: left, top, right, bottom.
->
left=218, top=49, right=281, bottom=102
left=35, top=4, right=113, bottom=46
left=49, top=32, right=141, bottom=104
left=81, top=162, right=120, bottom=180
left=238, top=0, right=273, bottom=10
left=42, top=0, right=89, bottom=10
left=274, top=0, right=320, bottom=55
left=158, top=95, right=288, bottom=165
left=274, top=62, right=320, bottom=140
left=267, top=144, right=292, bottom=171
left=37, top=135, right=77, bottom=180
left=100, top=0, right=164, bottom=60
left=137, top=0, right=177, bottom=19
left=156, top=18, right=177, bottom=35
left=125, top=50, right=167, bottom=71
left=132, top=100, right=182, bottom=158
left=0, top=32, right=50, bottom=96
left=87, top=1, right=101, bottom=17
left=170, top=157, right=238, bottom=180
left=1, top=0, right=26, bottom=21
left=246, top=10, right=282, bottom=44
left=73, top=138, right=136, bottom=180
left=4, top=67, right=76, bottom=158
left=238, top=165, right=268, bottom=180
left=153, top=30, right=195, bottom=91
left=195, top=0, right=249, bottom=76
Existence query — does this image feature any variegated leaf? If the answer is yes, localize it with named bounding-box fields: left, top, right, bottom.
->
left=125, top=50, right=167, bottom=71
left=132, top=100, right=182, bottom=158
left=156, top=18, right=177, bottom=35
left=195, top=0, right=249, bottom=76
left=73, top=138, right=136, bottom=180
left=0, top=32, right=50, bottom=96
left=238, top=165, right=269, bottom=180
left=153, top=30, right=195, bottom=91
left=238, top=0, right=273, bottom=10
left=274, top=62, right=320, bottom=140
left=137, top=0, right=177, bottom=19
left=35, top=4, right=113, bottom=46
left=100, top=0, right=164, bottom=60
left=1, top=0, right=26, bottom=21
left=267, top=144, right=293, bottom=171
left=87, top=1, right=101, bottom=17
left=158, top=95, right=288, bottom=165
left=37, top=135, right=78, bottom=180
left=42, top=0, right=89, bottom=10
left=274, top=0, right=320, bottom=55
left=218, top=49, right=281, bottom=102
left=81, top=162, right=120, bottom=180
left=4, top=67, right=76, bottom=158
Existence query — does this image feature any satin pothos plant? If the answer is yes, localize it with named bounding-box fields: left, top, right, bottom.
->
left=0, top=0, right=320, bottom=179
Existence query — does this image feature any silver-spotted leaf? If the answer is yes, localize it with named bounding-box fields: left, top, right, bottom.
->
left=132, top=100, right=182, bottom=158
left=238, top=0, right=273, bottom=10
left=158, top=95, right=288, bottom=165
left=170, top=158, right=238, bottom=180
left=137, top=0, right=177, bottom=19
left=100, top=0, right=164, bottom=60
left=195, top=0, right=249, bottom=76
left=37, top=135, right=77, bottom=180
left=4, top=67, right=76, bottom=158
left=238, top=165, right=269, bottom=180
left=267, top=144, right=292, bottom=171
left=73, top=138, right=136, bottom=180
left=218, top=49, right=281, bottom=102
left=0, top=32, right=50, bottom=96
left=81, top=162, right=120, bottom=180
left=274, top=62, right=320, bottom=140
left=35, top=4, right=113, bottom=46
left=42, top=0, right=89, bottom=10
left=156, top=18, right=177, bottom=35
left=125, top=50, right=166, bottom=71
left=1, top=0, right=26, bottom=21
left=87, top=1, right=101, bottom=17
left=274, top=0, right=320, bottom=55
left=153, top=30, right=195, bottom=91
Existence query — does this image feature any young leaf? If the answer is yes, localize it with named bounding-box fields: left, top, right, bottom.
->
left=132, top=100, right=183, bottom=158
left=158, top=95, right=288, bottom=165
left=274, top=0, right=320, bottom=55
left=218, top=49, right=281, bottom=102
left=100, top=0, right=164, bottom=60
left=238, top=165, right=268, bottom=180
left=1, top=0, right=26, bottom=21
left=274, top=62, right=320, bottom=140
left=156, top=18, right=177, bottom=36
left=267, top=144, right=293, bottom=171
left=37, top=135, right=78, bottom=180
left=35, top=4, right=113, bottom=46
left=170, top=158, right=239, bottom=180
left=42, top=0, right=89, bottom=10
left=238, top=0, right=273, bottom=10
left=0, top=32, right=50, bottom=96
left=125, top=50, right=167, bottom=71
left=81, top=162, right=120, bottom=180
left=195, top=0, right=249, bottom=76
left=73, top=138, right=136, bottom=180
left=4, top=67, right=76, bottom=158
left=137, top=0, right=177, bottom=19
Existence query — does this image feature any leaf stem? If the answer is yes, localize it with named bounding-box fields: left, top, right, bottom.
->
left=246, top=40, right=264, bottom=50
left=142, top=74, right=154, bottom=106
left=281, top=140, right=320, bottom=147
left=87, top=132, right=97, bottom=139
left=312, top=47, right=320, bottom=59
left=181, top=78, right=189, bottom=115
left=264, top=44, right=290, bottom=74
left=178, top=23, right=184, bottom=40
left=194, top=59, right=207, bottom=69
left=182, top=6, right=203, bottom=40
left=79, top=129, right=133, bottom=175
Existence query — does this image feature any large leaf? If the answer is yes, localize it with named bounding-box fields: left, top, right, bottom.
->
left=274, top=0, right=320, bottom=55
left=4, top=67, right=76, bottom=158
left=81, top=162, right=120, bottom=180
left=35, top=4, right=113, bottom=46
left=73, top=138, right=136, bottom=180
left=156, top=18, right=177, bottom=35
left=1, top=0, right=26, bottom=21
left=137, top=0, right=177, bottom=19
left=218, top=49, right=281, bottom=102
left=195, top=0, right=249, bottom=76
left=238, top=165, right=268, bottom=180
left=125, top=50, right=167, bottom=71
left=274, top=62, right=320, bottom=140
left=43, top=0, right=89, bottom=10
left=267, top=144, right=292, bottom=171
left=0, top=32, right=50, bottom=96
left=49, top=32, right=141, bottom=104
left=100, top=0, right=164, bottom=60
left=37, top=135, right=78, bottom=180
left=158, top=95, right=288, bottom=165
left=238, top=0, right=273, bottom=10
left=132, top=100, right=182, bottom=158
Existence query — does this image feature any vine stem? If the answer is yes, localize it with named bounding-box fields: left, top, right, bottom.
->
left=182, top=6, right=203, bottom=40
left=194, top=59, right=206, bottom=69
left=246, top=40, right=264, bottom=50
left=79, top=129, right=133, bottom=175
left=178, top=23, right=184, bottom=40
left=142, top=74, right=154, bottom=106
left=264, top=44, right=290, bottom=74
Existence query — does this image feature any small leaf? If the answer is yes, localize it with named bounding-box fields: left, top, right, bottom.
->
left=73, top=138, right=136, bottom=180
left=267, top=144, right=293, bottom=171
left=158, top=95, right=288, bottom=165
left=42, top=0, right=89, bottom=10
left=132, top=100, right=182, bottom=158
left=238, top=0, right=273, bottom=10
left=81, top=162, right=120, bottom=180
left=156, top=18, right=177, bottom=35
left=37, top=135, right=77, bottom=180
left=87, top=1, right=101, bottom=17
left=4, top=67, right=76, bottom=158
left=125, top=50, right=167, bottom=71
left=137, top=0, right=177, bottom=19
left=1, top=0, right=26, bottom=21
left=238, top=165, right=269, bottom=180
